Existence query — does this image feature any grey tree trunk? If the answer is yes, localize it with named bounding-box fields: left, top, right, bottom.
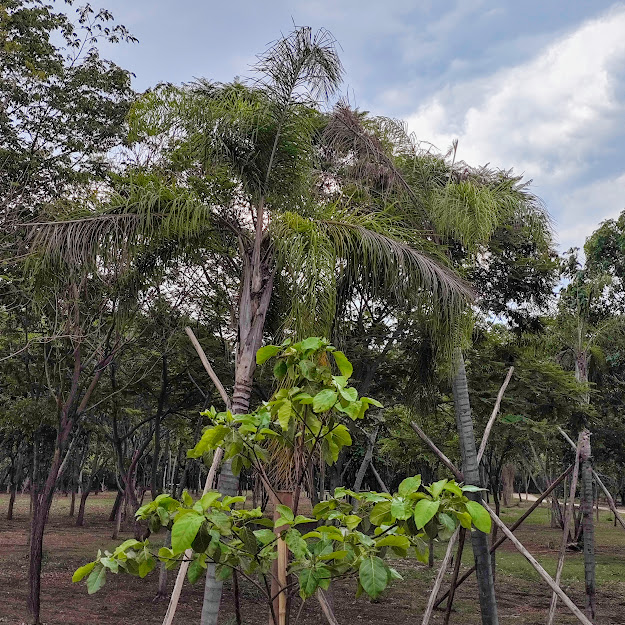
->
left=452, top=350, right=499, bottom=625
left=580, top=432, right=595, bottom=620
left=352, top=427, right=379, bottom=494
left=200, top=258, right=274, bottom=625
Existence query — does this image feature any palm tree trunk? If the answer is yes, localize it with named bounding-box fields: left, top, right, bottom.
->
left=451, top=350, right=499, bottom=625
left=200, top=257, right=274, bottom=625
left=580, top=432, right=595, bottom=620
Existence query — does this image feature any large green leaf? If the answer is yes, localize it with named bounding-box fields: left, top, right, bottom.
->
left=313, top=389, right=337, bottom=413
left=86, top=564, right=106, bottom=594
left=72, top=561, right=96, bottom=583
left=256, top=344, right=282, bottom=364
left=465, top=500, right=491, bottom=533
left=359, top=556, right=388, bottom=599
left=332, top=351, right=353, bottom=377
left=390, top=497, right=412, bottom=520
left=300, top=337, right=324, bottom=351
left=171, top=512, right=205, bottom=553
left=413, top=499, right=440, bottom=529
left=370, top=500, right=392, bottom=526
left=398, top=475, right=421, bottom=496
left=277, top=399, right=293, bottom=430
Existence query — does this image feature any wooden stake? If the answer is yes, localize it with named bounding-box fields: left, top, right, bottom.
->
left=443, top=528, right=466, bottom=625
left=410, top=422, right=463, bottom=482
left=548, top=433, right=582, bottom=625
left=422, top=527, right=460, bottom=625
left=185, top=327, right=231, bottom=410
left=161, top=447, right=224, bottom=625
left=483, top=501, right=593, bottom=625
left=477, top=366, right=514, bottom=464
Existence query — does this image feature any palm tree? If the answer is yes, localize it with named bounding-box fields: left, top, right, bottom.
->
left=27, top=28, right=473, bottom=625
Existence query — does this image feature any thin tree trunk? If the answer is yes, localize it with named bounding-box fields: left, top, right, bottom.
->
left=443, top=528, right=466, bottom=625
left=451, top=350, right=498, bottom=625
left=109, top=489, right=123, bottom=522
left=200, top=259, right=273, bottom=625
left=580, top=432, right=595, bottom=620
left=353, top=427, right=378, bottom=494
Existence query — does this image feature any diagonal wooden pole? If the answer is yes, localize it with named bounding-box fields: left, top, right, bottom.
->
left=477, top=366, right=514, bottom=464
left=483, top=501, right=593, bottom=625
left=410, top=422, right=463, bottom=481
left=422, top=527, right=460, bottom=625
left=548, top=433, right=583, bottom=625
left=162, top=448, right=224, bottom=625
left=443, top=527, right=466, bottom=625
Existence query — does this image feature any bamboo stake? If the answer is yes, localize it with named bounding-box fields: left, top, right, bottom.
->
left=370, top=463, right=389, bottom=493
left=548, top=433, right=583, bottom=625
left=483, top=501, right=593, bottom=625
left=477, top=366, right=514, bottom=464
left=317, top=589, right=340, bottom=625
left=434, top=465, right=573, bottom=609
left=410, top=422, right=463, bottom=481
left=161, top=447, right=224, bottom=625
left=558, top=427, right=625, bottom=532
left=422, top=527, right=460, bottom=625
left=443, top=528, right=466, bottom=625
left=185, top=327, right=231, bottom=410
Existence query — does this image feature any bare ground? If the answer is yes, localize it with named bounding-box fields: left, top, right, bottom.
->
left=1, top=493, right=624, bottom=625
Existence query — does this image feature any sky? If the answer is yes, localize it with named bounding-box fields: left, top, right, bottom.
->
left=94, top=0, right=625, bottom=253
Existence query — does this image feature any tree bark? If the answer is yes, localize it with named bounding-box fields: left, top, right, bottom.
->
left=200, top=257, right=274, bottom=625
left=353, top=427, right=378, bottom=494
left=580, top=432, right=595, bottom=620
left=451, top=350, right=498, bottom=625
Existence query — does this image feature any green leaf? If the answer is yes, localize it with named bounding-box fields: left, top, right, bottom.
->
left=299, top=360, right=317, bottom=380
left=390, top=497, right=412, bottom=520
left=313, top=389, right=338, bottom=413
left=376, top=535, right=410, bottom=550
left=398, top=475, right=421, bottom=497
left=72, top=561, right=96, bottom=583
left=339, top=386, right=358, bottom=402
left=171, top=512, right=205, bottom=553
left=461, top=484, right=487, bottom=492
left=86, top=564, right=106, bottom=594
left=284, top=529, right=309, bottom=558
left=359, top=556, right=388, bottom=599
left=331, top=424, right=352, bottom=447
left=300, top=337, right=323, bottom=351
left=276, top=505, right=294, bottom=522
left=439, top=512, right=457, bottom=533
left=370, top=501, right=392, bottom=526
left=332, top=351, right=353, bottom=378
left=299, top=567, right=330, bottom=599
left=273, top=360, right=287, bottom=379
left=413, top=499, right=440, bottom=529
left=443, top=482, right=463, bottom=497
left=187, top=558, right=205, bottom=584
left=430, top=479, right=448, bottom=499
left=344, top=514, right=361, bottom=530
left=256, top=344, right=282, bottom=365
left=277, top=399, right=293, bottom=430
left=466, top=501, right=492, bottom=534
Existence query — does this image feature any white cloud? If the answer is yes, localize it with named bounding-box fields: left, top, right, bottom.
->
left=556, top=172, right=625, bottom=251
left=405, top=5, right=625, bottom=184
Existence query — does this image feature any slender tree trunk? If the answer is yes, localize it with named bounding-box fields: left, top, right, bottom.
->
left=580, top=432, right=595, bottom=620
left=7, top=450, right=23, bottom=521
left=200, top=257, right=274, bottom=625
left=109, top=489, right=123, bottom=522
left=451, top=350, right=498, bottom=625
left=353, top=427, right=378, bottom=494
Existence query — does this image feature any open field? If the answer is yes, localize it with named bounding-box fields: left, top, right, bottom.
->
left=1, top=493, right=624, bottom=624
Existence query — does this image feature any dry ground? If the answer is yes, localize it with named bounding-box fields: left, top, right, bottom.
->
left=1, top=493, right=624, bottom=624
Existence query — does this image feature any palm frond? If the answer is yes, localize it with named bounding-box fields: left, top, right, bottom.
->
left=271, top=206, right=473, bottom=340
